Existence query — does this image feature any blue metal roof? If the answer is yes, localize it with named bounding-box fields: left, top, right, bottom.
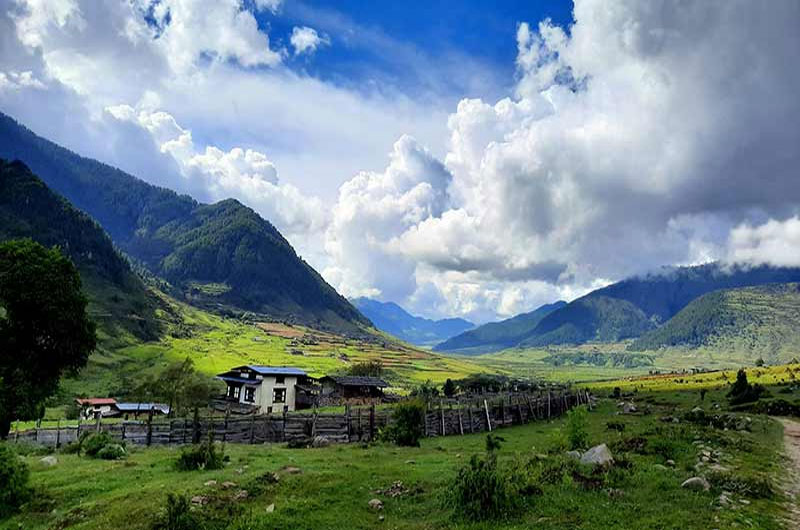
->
left=116, top=403, right=170, bottom=413
left=218, top=375, right=263, bottom=385
left=247, top=366, right=306, bottom=376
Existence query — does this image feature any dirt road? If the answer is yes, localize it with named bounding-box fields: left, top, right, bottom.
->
left=778, top=418, right=800, bottom=527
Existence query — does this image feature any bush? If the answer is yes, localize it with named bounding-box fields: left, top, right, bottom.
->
left=96, top=443, right=126, bottom=460
left=727, top=369, right=767, bottom=405
left=381, top=400, right=426, bottom=447
left=151, top=493, right=203, bottom=530
left=348, top=360, right=383, bottom=377
left=81, top=431, right=115, bottom=458
left=0, top=443, right=30, bottom=518
left=566, top=406, right=589, bottom=450
left=176, top=440, right=224, bottom=471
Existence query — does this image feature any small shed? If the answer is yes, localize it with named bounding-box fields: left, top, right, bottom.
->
left=75, top=398, right=118, bottom=419
left=319, top=376, right=389, bottom=399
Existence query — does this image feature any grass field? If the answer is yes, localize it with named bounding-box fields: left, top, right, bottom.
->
left=3, top=388, right=792, bottom=529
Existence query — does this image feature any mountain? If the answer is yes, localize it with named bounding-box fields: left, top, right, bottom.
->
left=0, top=159, right=161, bottom=345
left=433, top=301, right=567, bottom=354
left=629, top=283, right=800, bottom=361
left=351, top=297, right=473, bottom=347
left=518, top=263, right=800, bottom=347
left=0, top=112, right=369, bottom=333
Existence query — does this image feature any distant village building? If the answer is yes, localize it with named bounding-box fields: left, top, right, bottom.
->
left=216, top=366, right=317, bottom=413
left=319, top=375, right=388, bottom=399
left=75, top=398, right=170, bottom=419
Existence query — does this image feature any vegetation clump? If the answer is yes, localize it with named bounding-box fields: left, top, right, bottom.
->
left=566, top=406, right=589, bottom=450
left=176, top=439, right=224, bottom=471
left=446, top=434, right=524, bottom=521
left=727, top=369, right=768, bottom=405
left=382, top=399, right=426, bottom=447
left=348, top=359, right=384, bottom=377
left=0, top=443, right=30, bottom=517
left=80, top=432, right=125, bottom=460
left=150, top=493, right=203, bottom=530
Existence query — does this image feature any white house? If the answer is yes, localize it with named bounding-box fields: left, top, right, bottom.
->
left=216, top=366, right=314, bottom=414
left=75, top=398, right=118, bottom=419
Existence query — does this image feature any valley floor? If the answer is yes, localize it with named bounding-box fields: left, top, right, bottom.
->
left=4, top=388, right=792, bottom=530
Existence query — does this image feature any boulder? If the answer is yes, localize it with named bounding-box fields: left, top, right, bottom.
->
left=204, top=480, right=217, bottom=487
left=266, top=503, right=275, bottom=513
left=39, top=455, right=58, bottom=467
left=565, top=450, right=582, bottom=460
left=580, top=444, right=614, bottom=467
left=281, top=466, right=302, bottom=474
left=191, top=495, right=209, bottom=505
left=622, top=403, right=637, bottom=414
left=368, top=498, right=384, bottom=510
left=681, top=477, right=711, bottom=491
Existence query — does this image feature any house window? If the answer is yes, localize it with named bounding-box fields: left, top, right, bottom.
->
left=227, top=385, right=240, bottom=399
left=273, top=388, right=286, bottom=403
left=267, top=406, right=273, bottom=414
left=275, top=375, right=285, bottom=384
left=233, top=386, right=241, bottom=399
left=244, top=387, right=256, bottom=403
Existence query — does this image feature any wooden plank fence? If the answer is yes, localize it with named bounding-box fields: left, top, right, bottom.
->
left=10, top=389, right=590, bottom=448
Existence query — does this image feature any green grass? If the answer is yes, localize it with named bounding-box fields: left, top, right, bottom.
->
left=4, top=389, right=790, bottom=529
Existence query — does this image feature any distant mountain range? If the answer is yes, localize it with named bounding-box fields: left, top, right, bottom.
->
left=0, top=112, right=369, bottom=334
left=433, top=301, right=566, bottom=354
left=435, top=264, right=800, bottom=355
left=351, top=297, right=473, bottom=347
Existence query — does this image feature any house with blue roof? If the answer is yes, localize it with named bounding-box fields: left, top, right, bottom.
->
left=216, top=365, right=316, bottom=413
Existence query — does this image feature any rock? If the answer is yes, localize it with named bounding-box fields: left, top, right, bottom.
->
left=681, top=477, right=711, bottom=491
left=39, top=456, right=58, bottom=467
left=204, top=480, right=217, bottom=487
left=221, top=481, right=238, bottom=489
left=311, top=436, right=331, bottom=448
left=233, top=490, right=249, bottom=501
left=191, top=495, right=209, bottom=505
left=580, top=444, right=614, bottom=467
left=708, top=464, right=730, bottom=473
left=266, top=503, right=275, bottom=513
left=378, top=514, right=385, bottom=522
left=368, top=498, right=384, bottom=510
left=566, top=450, right=582, bottom=460
left=622, top=402, right=637, bottom=414
left=653, top=464, right=669, bottom=471
left=404, top=460, right=416, bottom=465
left=665, top=459, right=676, bottom=467
left=691, top=407, right=704, bottom=414
left=281, top=466, right=302, bottom=474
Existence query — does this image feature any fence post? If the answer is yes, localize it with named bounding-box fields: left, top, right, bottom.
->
left=122, top=420, right=127, bottom=443
left=499, top=398, right=505, bottom=426
left=423, top=404, right=428, bottom=437
left=345, top=405, right=351, bottom=442
left=439, top=400, right=445, bottom=436
left=483, top=399, right=492, bottom=432
left=369, top=404, right=375, bottom=441
left=357, top=407, right=362, bottom=440
left=192, top=407, right=200, bottom=444
left=467, top=405, right=474, bottom=433
left=95, top=413, right=102, bottom=432
left=457, top=401, right=464, bottom=435
left=525, top=394, right=535, bottom=420
left=547, top=391, right=552, bottom=419
left=146, top=408, right=153, bottom=447
left=282, top=410, right=287, bottom=442
left=222, top=406, right=230, bottom=443
left=249, top=413, right=256, bottom=444
left=56, top=419, right=61, bottom=449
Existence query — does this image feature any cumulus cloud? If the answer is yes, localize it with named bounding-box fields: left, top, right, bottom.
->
left=0, top=70, right=45, bottom=90
left=290, top=26, right=330, bottom=56
left=727, top=217, right=800, bottom=267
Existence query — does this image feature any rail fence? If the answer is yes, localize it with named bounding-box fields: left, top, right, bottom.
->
left=10, top=389, right=591, bottom=448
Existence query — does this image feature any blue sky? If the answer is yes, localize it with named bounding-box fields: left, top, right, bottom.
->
left=261, top=0, right=574, bottom=101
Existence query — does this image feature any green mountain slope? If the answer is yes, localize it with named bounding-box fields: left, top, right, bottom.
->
left=351, top=298, right=473, bottom=347
left=629, top=283, right=800, bottom=361
left=0, top=112, right=368, bottom=333
left=433, top=301, right=566, bottom=354
left=0, top=159, right=161, bottom=345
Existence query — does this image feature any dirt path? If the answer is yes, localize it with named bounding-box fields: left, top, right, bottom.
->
left=778, top=418, right=800, bottom=527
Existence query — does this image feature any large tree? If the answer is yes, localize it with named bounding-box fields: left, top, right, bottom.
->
left=0, top=239, right=96, bottom=437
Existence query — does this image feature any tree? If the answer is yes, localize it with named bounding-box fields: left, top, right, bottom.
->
left=0, top=239, right=96, bottom=437
left=132, top=357, right=218, bottom=417
left=755, top=357, right=765, bottom=367
left=443, top=378, right=456, bottom=397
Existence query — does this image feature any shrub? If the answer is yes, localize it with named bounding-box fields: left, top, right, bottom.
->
left=566, top=406, right=589, bottom=450
left=96, top=443, right=126, bottom=460
left=606, top=421, right=626, bottom=432
left=446, top=449, right=520, bottom=520
left=382, top=400, right=426, bottom=447
left=176, top=440, right=224, bottom=471
left=0, top=443, right=30, bottom=517
left=442, top=379, right=456, bottom=397
left=151, top=493, right=203, bottom=530
left=707, top=471, right=774, bottom=499
left=81, top=431, right=115, bottom=458
left=727, top=369, right=767, bottom=405
left=349, top=360, right=383, bottom=377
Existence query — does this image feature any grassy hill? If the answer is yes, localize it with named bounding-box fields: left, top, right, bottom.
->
left=630, top=283, right=800, bottom=362
left=0, top=112, right=368, bottom=334
left=433, top=301, right=566, bottom=354
left=0, top=159, right=162, bottom=346
left=352, top=297, right=473, bottom=347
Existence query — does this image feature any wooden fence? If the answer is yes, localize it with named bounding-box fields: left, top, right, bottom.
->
left=10, top=389, right=590, bottom=448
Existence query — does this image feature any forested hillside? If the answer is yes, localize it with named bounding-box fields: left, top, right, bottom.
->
left=0, top=112, right=369, bottom=333
left=352, top=297, right=473, bottom=347
left=630, top=283, right=800, bottom=362
left=0, top=159, right=161, bottom=344
left=433, top=301, right=566, bottom=354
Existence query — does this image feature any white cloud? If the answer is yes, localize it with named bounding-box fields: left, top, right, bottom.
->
left=727, top=217, right=800, bottom=267
left=0, top=70, right=45, bottom=90
left=290, top=26, right=329, bottom=56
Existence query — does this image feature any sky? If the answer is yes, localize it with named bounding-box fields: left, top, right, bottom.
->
left=1, top=0, right=799, bottom=324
